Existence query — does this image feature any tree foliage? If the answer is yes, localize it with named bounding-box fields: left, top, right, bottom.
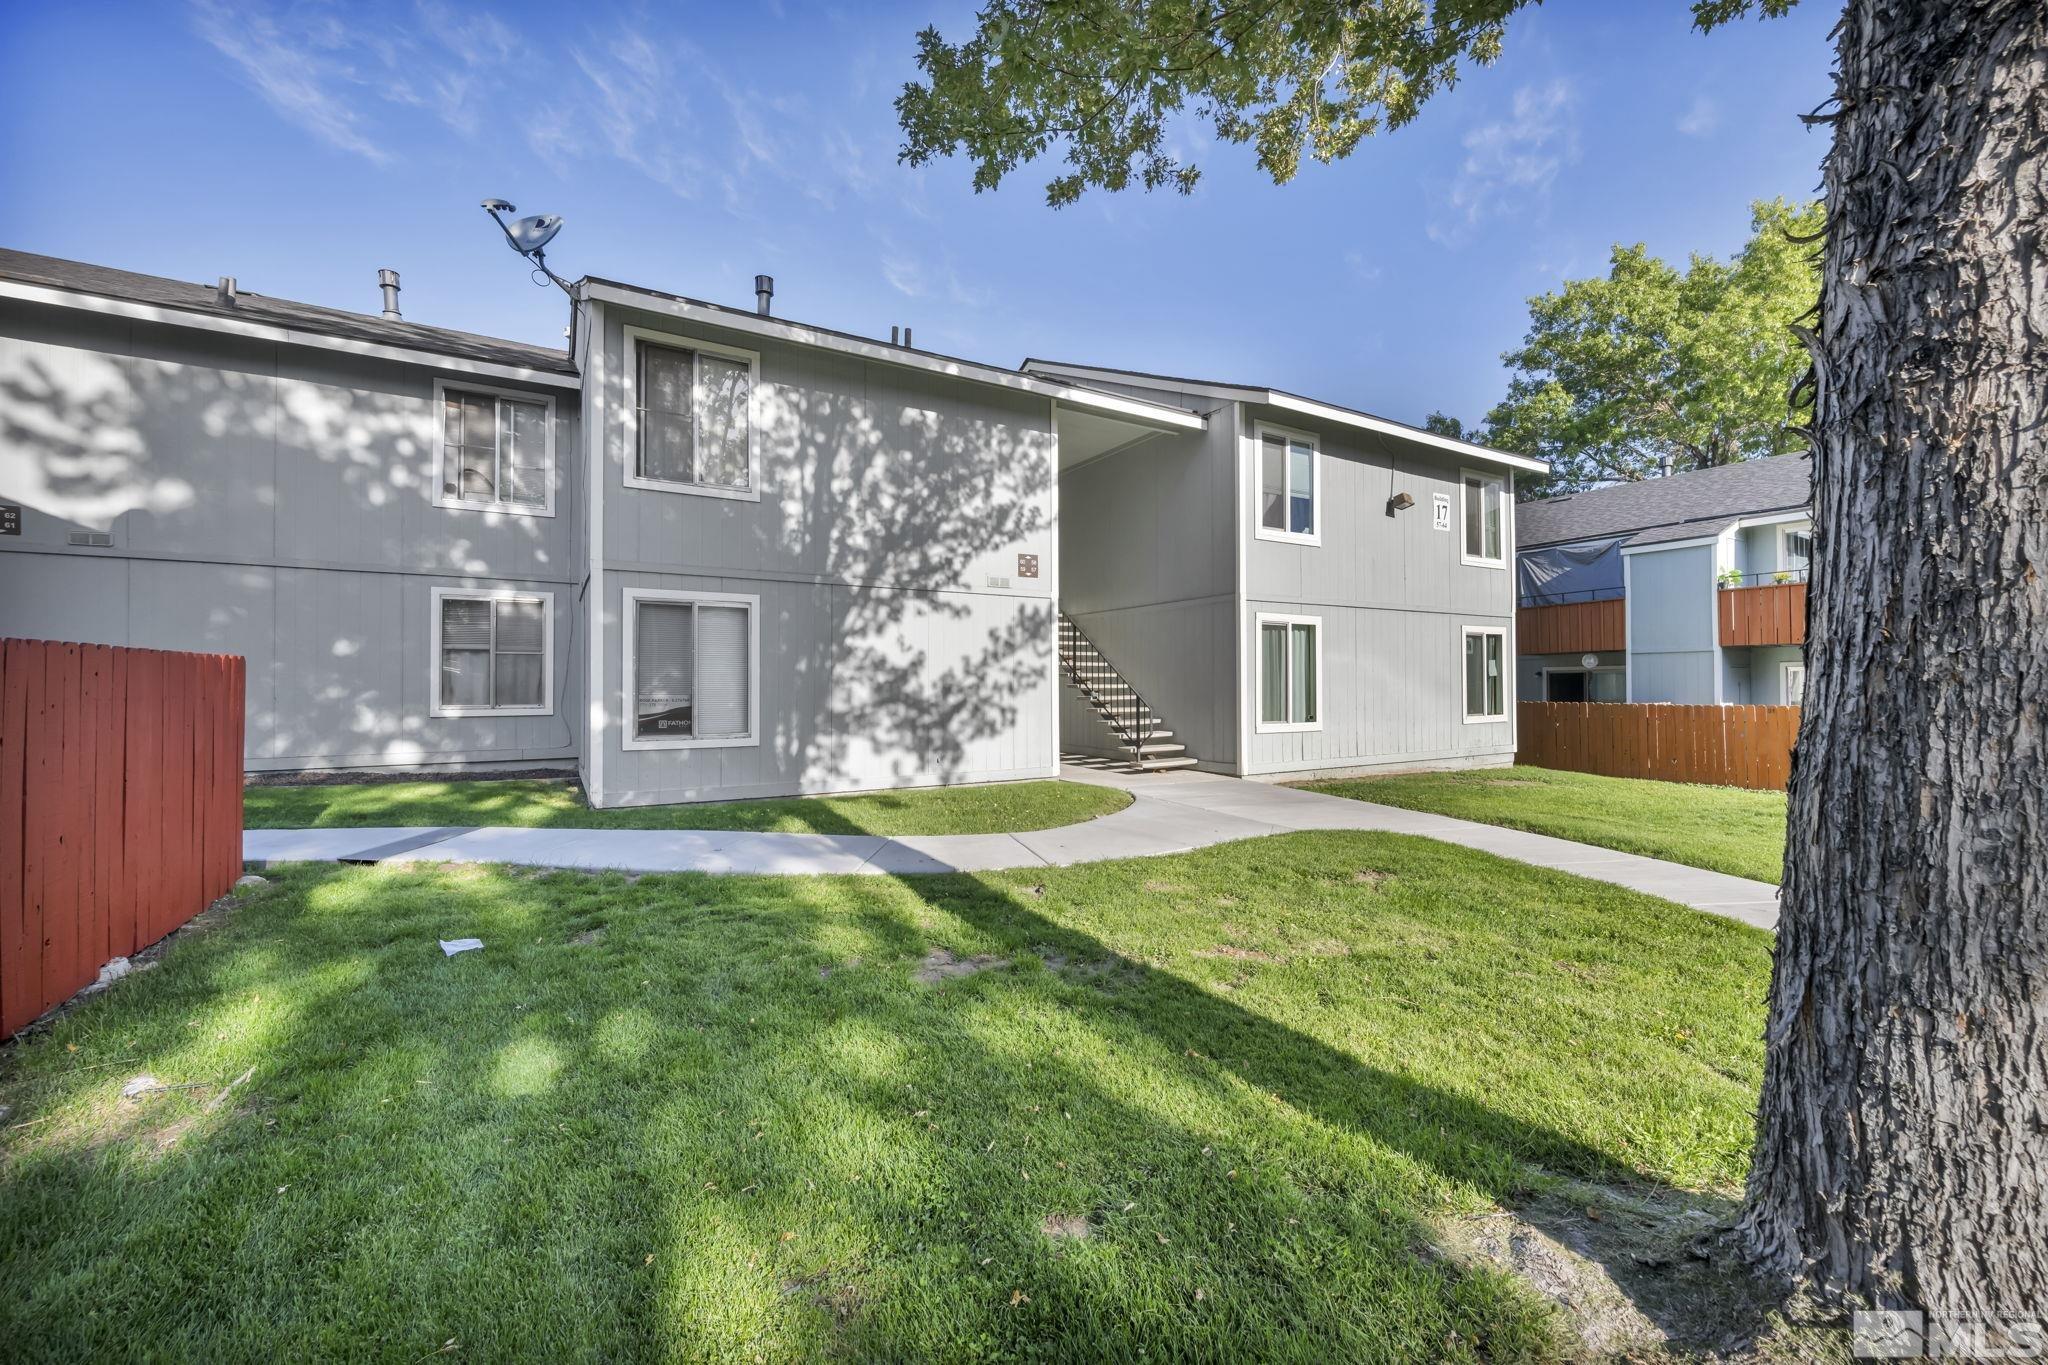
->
left=1482, top=198, right=1822, bottom=494
left=897, top=1, right=1799, bottom=206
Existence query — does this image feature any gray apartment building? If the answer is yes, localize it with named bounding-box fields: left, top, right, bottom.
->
left=1, top=247, right=1542, bottom=806
left=1514, top=456, right=1813, bottom=707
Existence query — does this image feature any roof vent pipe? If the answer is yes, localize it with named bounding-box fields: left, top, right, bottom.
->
left=890, top=325, right=900, bottom=345
left=378, top=268, right=402, bottom=320
left=754, top=274, right=774, bottom=317
left=903, top=326, right=913, bottom=348
left=216, top=276, right=237, bottom=307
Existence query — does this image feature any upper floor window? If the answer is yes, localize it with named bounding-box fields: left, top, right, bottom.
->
left=1255, top=425, right=1319, bottom=544
left=430, top=587, right=553, bottom=717
left=434, top=382, right=554, bottom=516
left=625, top=328, right=760, bottom=501
left=1461, top=470, right=1506, bottom=566
left=1781, top=525, right=1813, bottom=568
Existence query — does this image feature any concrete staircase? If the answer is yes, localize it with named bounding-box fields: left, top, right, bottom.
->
left=1057, top=612, right=1198, bottom=773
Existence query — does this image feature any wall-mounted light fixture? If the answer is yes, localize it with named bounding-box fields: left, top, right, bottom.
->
left=1386, top=491, right=1415, bottom=516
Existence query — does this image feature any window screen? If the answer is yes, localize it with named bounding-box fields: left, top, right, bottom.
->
left=636, top=341, right=753, bottom=492
left=439, top=594, right=547, bottom=711
left=1259, top=620, right=1318, bottom=725
left=1259, top=433, right=1315, bottom=534
left=1465, top=631, right=1505, bottom=718
left=442, top=391, right=548, bottom=509
left=1464, top=474, right=1504, bottom=561
left=634, top=598, right=753, bottom=740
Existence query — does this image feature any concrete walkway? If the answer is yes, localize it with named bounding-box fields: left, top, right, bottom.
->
left=245, top=764, right=1780, bottom=930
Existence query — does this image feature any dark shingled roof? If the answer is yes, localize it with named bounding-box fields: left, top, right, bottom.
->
left=1517, top=456, right=1812, bottom=550
left=0, top=248, right=576, bottom=375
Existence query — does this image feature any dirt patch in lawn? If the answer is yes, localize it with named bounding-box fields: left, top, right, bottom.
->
left=913, top=949, right=1011, bottom=983
left=1041, top=1212, right=1091, bottom=1240
left=568, top=927, right=606, bottom=947
left=1432, top=1179, right=1811, bottom=1359
left=1351, top=869, right=1394, bottom=887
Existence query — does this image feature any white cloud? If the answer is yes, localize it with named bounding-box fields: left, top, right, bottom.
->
left=882, top=253, right=925, bottom=298
left=1429, top=79, right=1579, bottom=247
left=1343, top=250, right=1382, bottom=285
left=189, top=0, right=392, bottom=163
left=1677, top=94, right=1721, bottom=137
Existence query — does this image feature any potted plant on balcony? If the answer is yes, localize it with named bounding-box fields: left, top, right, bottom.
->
left=1717, top=566, right=1744, bottom=589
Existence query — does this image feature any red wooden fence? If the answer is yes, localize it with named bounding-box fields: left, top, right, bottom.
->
left=1, top=639, right=245, bottom=1038
left=1518, top=700, right=1800, bottom=791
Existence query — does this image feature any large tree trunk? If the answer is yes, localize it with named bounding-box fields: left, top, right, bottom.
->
left=1738, top=0, right=2047, bottom=1314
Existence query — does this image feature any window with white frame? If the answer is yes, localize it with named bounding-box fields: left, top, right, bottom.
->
left=1256, top=426, right=1318, bottom=541
left=434, top=383, right=553, bottom=515
left=625, top=590, right=759, bottom=747
left=1461, top=470, right=1506, bottom=565
left=1782, top=661, right=1807, bottom=705
left=1780, top=525, right=1813, bottom=569
left=1257, top=614, right=1320, bottom=729
left=431, top=588, right=553, bottom=716
left=628, top=329, right=759, bottom=498
left=1463, top=627, right=1507, bottom=721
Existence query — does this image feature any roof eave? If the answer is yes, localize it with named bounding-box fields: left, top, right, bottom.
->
left=0, top=278, right=580, bottom=389
left=582, top=280, right=1204, bottom=433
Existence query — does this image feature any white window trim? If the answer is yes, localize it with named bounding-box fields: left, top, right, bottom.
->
left=621, top=326, right=763, bottom=503
left=1462, top=624, right=1510, bottom=723
left=429, top=586, right=555, bottom=718
left=1460, top=468, right=1508, bottom=568
left=431, top=380, right=557, bottom=518
left=1777, top=522, right=1813, bottom=567
left=1782, top=661, right=1806, bottom=705
left=1251, top=421, right=1321, bottom=546
left=621, top=588, right=763, bottom=751
left=1254, top=611, right=1324, bottom=733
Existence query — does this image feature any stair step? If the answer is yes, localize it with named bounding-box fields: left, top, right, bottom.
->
left=1132, top=756, right=1199, bottom=771
left=1119, top=742, right=1186, bottom=756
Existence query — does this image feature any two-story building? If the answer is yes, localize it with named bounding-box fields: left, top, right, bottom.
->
left=1, top=247, right=1542, bottom=804
left=1513, top=455, right=1812, bottom=706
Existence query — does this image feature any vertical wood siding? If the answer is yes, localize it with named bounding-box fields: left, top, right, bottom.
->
left=1517, top=599, right=1627, bottom=654
left=1718, top=582, right=1809, bottom=646
left=1, top=638, right=243, bottom=1038
left=1517, top=700, right=1799, bottom=790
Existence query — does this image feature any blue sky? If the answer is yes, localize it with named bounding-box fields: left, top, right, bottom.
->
left=0, top=0, right=1835, bottom=427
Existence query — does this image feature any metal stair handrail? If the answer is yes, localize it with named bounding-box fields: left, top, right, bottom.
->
left=1057, top=611, right=1157, bottom=755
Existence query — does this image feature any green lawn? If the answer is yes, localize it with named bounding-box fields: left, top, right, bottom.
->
left=244, top=777, right=1131, bottom=836
left=0, top=834, right=1773, bottom=1361
left=1303, top=765, right=1789, bottom=884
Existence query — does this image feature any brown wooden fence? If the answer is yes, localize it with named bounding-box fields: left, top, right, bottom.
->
left=1, top=639, right=245, bottom=1038
left=1518, top=700, right=1800, bottom=791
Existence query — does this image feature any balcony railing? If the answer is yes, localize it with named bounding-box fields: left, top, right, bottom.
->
left=1718, top=566, right=1810, bottom=589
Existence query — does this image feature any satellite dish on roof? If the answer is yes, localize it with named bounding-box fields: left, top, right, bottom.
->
left=506, top=214, right=563, bottom=254
left=479, top=197, right=571, bottom=295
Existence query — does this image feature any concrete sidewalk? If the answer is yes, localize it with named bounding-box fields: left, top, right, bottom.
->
left=244, top=764, right=1780, bottom=930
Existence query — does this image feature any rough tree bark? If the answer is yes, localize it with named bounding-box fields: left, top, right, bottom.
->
left=1739, top=0, right=2047, bottom=1315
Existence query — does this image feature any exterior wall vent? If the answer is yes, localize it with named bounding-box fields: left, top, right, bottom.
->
left=67, top=531, right=114, bottom=547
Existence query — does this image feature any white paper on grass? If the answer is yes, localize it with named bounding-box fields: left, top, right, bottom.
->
left=439, top=938, right=484, bottom=956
